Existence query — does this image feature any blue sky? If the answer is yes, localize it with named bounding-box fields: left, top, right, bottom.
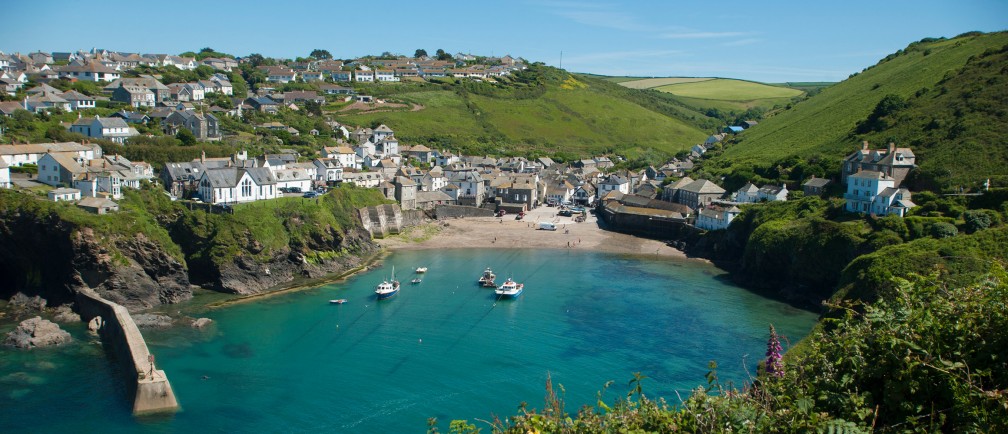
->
left=3, top=0, right=1005, bottom=82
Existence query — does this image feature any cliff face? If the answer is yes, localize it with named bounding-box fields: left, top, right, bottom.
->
left=0, top=211, right=191, bottom=311
left=214, top=226, right=378, bottom=295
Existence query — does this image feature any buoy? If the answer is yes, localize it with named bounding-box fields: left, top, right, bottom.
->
left=419, top=338, right=422, bottom=343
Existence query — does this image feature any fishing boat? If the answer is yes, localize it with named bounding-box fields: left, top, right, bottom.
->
left=329, top=299, right=347, bottom=304
left=495, top=277, right=524, bottom=298
left=415, top=267, right=428, bottom=273
left=478, top=267, right=497, bottom=288
left=411, top=277, right=422, bottom=284
left=375, top=266, right=400, bottom=300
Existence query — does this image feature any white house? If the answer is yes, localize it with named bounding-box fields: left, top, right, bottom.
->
left=272, top=168, right=314, bottom=192
left=57, top=62, right=120, bottom=82
left=48, top=187, right=81, bottom=202
left=0, top=159, right=10, bottom=188
left=198, top=167, right=278, bottom=204
left=758, top=184, right=788, bottom=202
left=313, top=158, right=344, bottom=183
left=323, top=146, right=358, bottom=169
left=354, top=70, right=374, bottom=82
left=70, top=116, right=138, bottom=144
left=342, top=171, right=383, bottom=188
left=844, top=170, right=916, bottom=217
left=696, top=205, right=741, bottom=231
left=38, top=152, right=86, bottom=186
left=596, top=174, right=630, bottom=199
left=374, top=70, right=398, bottom=82
left=734, top=182, right=760, bottom=203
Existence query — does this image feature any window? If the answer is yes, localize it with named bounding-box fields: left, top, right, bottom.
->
left=241, top=179, right=252, bottom=197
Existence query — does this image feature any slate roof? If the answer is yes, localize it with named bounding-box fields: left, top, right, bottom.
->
left=681, top=179, right=726, bottom=195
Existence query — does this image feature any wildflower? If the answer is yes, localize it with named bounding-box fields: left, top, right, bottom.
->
left=765, top=324, right=784, bottom=377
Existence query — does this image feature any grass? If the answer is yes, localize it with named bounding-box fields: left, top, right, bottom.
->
left=618, top=77, right=714, bottom=89
left=338, top=69, right=709, bottom=157
left=709, top=32, right=1008, bottom=178
left=654, top=79, right=804, bottom=100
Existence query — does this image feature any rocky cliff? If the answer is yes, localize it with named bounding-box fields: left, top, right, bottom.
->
left=0, top=207, right=191, bottom=311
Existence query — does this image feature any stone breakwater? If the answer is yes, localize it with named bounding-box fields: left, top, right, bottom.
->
left=75, top=288, right=178, bottom=415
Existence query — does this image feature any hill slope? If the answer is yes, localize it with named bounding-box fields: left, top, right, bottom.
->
left=706, top=31, right=1008, bottom=189
left=338, top=66, right=712, bottom=159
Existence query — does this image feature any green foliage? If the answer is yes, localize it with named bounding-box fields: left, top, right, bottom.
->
left=931, top=221, right=959, bottom=238
left=309, top=49, right=332, bottom=60
left=175, top=128, right=197, bottom=145
left=855, top=93, right=906, bottom=133
left=706, top=31, right=1008, bottom=189
left=340, top=64, right=709, bottom=157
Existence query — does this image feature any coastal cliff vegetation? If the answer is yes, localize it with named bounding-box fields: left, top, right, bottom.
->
left=0, top=183, right=391, bottom=307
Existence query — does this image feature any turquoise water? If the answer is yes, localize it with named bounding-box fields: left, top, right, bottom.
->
left=1, top=249, right=818, bottom=433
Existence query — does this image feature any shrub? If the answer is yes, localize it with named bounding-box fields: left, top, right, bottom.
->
left=932, top=222, right=959, bottom=238
left=963, top=209, right=993, bottom=233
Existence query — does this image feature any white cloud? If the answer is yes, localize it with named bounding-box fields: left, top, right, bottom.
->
left=721, top=38, right=762, bottom=47
left=660, top=31, right=749, bottom=39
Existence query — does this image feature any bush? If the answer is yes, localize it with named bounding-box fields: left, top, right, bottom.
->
left=932, top=222, right=959, bottom=238
left=963, top=209, right=993, bottom=233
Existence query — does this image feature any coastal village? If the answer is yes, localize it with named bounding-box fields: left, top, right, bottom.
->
left=0, top=48, right=924, bottom=233
left=3, top=17, right=1008, bottom=434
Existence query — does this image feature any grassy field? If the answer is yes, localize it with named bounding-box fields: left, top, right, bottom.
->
left=654, top=79, right=803, bottom=100
left=708, top=31, right=1008, bottom=184
left=618, top=77, right=714, bottom=89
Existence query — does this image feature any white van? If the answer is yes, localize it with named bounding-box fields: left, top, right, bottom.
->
left=539, top=222, right=557, bottom=231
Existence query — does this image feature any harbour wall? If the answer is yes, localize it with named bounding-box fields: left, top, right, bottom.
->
left=357, top=204, right=425, bottom=237
left=598, top=202, right=703, bottom=240
left=75, top=288, right=179, bottom=415
left=434, top=205, right=495, bottom=220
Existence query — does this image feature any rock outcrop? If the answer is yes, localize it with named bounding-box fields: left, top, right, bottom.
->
left=0, top=212, right=192, bottom=312
left=215, top=226, right=377, bottom=295
left=5, top=316, right=72, bottom=349
left=132, top=314, right=174, bottom=329
left=191, top=318, right=213, bottom=329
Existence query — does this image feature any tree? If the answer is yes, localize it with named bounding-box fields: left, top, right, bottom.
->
left=246, top=53, right=266, bottom=68
left=200, top=47, right=216, bottom=53
left=176, top=128, right=197, bottom=146
left=435, top=49, right=453, bottom=61
left=414, top=49, right=428, bottom=58
left=310, top=49, right=332, bottom=60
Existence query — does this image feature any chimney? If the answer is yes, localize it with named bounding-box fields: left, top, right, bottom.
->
left=200, top=150, right=206, bottom=164
left=888, top=142, right=895, bottom=154
left=862, top=140, right=869, bottom=151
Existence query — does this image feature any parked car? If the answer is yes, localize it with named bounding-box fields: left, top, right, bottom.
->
left=303, top=191, right=319, bottom=198
left=558, top=210, right=573, bottom=217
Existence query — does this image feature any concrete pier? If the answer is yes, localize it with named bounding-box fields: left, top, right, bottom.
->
left=75, top=289, right=179, bottom=415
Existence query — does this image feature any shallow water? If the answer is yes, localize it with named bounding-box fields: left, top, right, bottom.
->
left=1, top=249, right=818, bottom=433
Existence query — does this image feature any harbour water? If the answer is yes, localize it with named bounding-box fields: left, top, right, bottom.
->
left=1, top=249, right=818, bottom=433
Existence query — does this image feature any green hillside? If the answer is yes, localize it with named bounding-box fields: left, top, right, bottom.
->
left=857, top=42, right=1008, bottom=189
left=338, top=66, right=711, bottom=160
left=706, top=31, right=1008, bottom=190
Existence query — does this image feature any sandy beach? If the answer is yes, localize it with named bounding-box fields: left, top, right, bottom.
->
left=376, top=205, right=691, bottom=258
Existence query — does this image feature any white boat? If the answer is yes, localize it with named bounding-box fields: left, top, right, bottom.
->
left=411, top=277, right=422, bottom=284
left=375, top=266, right=400, bottom=300
left=415, top=267, right=428, bottom=273
left=329, top=299, right=347, bottom=304
left=495, top=277, right=524, bottom=298
left=478, top=267, right=496, bottom=288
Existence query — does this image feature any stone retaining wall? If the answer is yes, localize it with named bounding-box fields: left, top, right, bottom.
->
left=75, top=289, right=179, bottom=415
left=434, top=205, right=495, bottom=220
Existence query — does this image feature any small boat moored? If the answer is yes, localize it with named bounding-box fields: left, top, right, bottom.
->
left=411, top=277, right=422, bottom=284
left=478, top=267, right=497, bottom=288
left=375, top=266, right=401, bottom=300
left=495, top=277, right=524, bottom=298
left=329, top=299, right=348, bottom=304
left=415, top=267, right=428, bottom=273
